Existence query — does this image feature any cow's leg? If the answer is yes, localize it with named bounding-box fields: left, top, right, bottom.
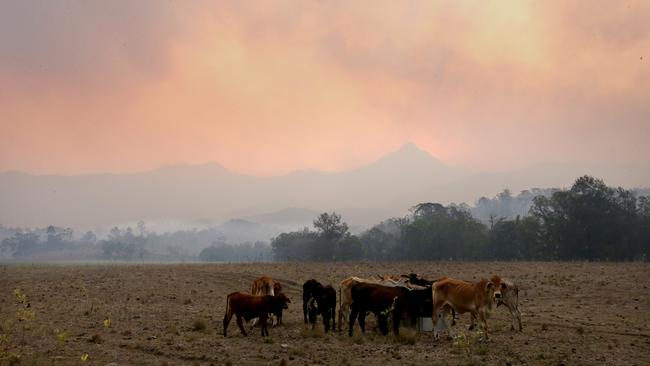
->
left=339, top=302, right=349, bottom=332
left=478, top=310, right=489, bottom=338
left=468, top=312, right=477, bottom=331
left=323, top=310, right=330, bottom=332
left=332, top=308, right=336, bottom=332
left=450, top=307, right=457, bottom=326
left=509, top=304, right=522, bottom=331
left=303, top=300, right=308, bottom=324
left=223, top=312, right=232, bottom=337
left=261, top=315, right=269, bottom=337
left=348, top=304, right=359, bottom=336
left=392, top=308, right=401, bottom=336
left=236, top=315, right=247, bottom=337
left=377, top=313, right=388, bottom=335
left=358, top=310, right=366, bottom=334
left=432, top=302, right=445, bottom=340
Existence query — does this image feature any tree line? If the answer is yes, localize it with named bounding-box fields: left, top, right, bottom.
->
left=2, top=175, right=649, bottom=262
left=272, top=176, right=650, bottom=262
left=0, top=222, right=272, bottom=262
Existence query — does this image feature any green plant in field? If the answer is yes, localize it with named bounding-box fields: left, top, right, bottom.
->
left=11, top=288, right=36, bottom=358
left=80, top=353, right=89, bottom=363
left=103, top=318, right=111, bottom=328
left=262, top=336, right=273, bottom=344
left=13, top=289, right=27, bottom=304
left=393, top=331, right=416, bottom=345
left=55, top=329, right=70, bottom=344
left=13, top=289, right=35, bottom=322
left=451, top=329, right=488, bottom=357
left=0, top=351, right=21, bottom=366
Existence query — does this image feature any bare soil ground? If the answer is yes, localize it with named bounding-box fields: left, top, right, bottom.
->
left=1, top=262, right=649, bottom=365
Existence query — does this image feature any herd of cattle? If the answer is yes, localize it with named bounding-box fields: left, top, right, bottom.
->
left=223, top=273, right=522, bottom=341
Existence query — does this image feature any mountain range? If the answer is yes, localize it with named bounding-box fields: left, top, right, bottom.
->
left=1, top=143, right=648, bottom=234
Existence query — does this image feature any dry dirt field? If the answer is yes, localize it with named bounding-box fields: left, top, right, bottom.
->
left=1, top=262, right=649, bottom=365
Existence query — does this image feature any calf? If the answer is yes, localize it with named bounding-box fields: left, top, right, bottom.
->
left=348, top=283, right=409, bottom=336
left=223, top=292, right=290, bottom=337
left=491, top=275, right=522, bottom=331
left=432, top=277, right=496, bottom=339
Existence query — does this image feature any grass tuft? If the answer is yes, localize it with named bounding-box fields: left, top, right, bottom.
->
left=192, top=318, right=207, bottom=332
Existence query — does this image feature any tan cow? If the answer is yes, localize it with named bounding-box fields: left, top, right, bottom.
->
left=491, top=275, right=522, bottom=331
left=251, top=276, right=276, bottom=297
left=431, top=277, right=497, bottom=339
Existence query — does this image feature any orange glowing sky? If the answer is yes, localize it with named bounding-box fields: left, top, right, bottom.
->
left=0, top=1, right=649, bottom=176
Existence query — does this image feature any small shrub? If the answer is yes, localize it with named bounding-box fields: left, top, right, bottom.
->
left=263, top=336, right=274, bottom=344
left=56, top=331, right=70, bottom=344
left=300, top=327, right=324, bottom=338
left=192, top=319, right=207, bottom=332
left=394, top=331, right=416, bottom=345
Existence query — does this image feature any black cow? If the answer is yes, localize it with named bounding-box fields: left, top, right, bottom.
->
left=405, top=275, right=457, bottom=326
left=406, top=273, right=434, bottom=287
left=303, top=279, right=337, bottom=332
left=303, top=279, right=324, bottom=326
left=321, top=285, right=336, bottom=332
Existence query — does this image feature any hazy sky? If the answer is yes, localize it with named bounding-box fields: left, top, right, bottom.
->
left=1, top=1, right=648, bottom=176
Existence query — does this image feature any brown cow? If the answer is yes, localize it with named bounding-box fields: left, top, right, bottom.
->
left=491, top=275, right=522, bottom=331
left=349, top=282, right=409, bottom=336
left=432, top=277, right=497, bottom=339
left=223, top=292, right=290, bottom=337
left=338, top=276, right=412, bottom=331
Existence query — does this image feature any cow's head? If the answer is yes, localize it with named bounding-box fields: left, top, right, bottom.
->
left=277, top=293, right=291, bottom=309
left=482, top=278, right=496, bottom=303
left=489, top=275, right=504, bottom=301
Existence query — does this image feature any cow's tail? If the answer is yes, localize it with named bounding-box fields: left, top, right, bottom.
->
left=225, top=294, right=231, bottom=318
left=338, top=285, right=342, bottom=314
